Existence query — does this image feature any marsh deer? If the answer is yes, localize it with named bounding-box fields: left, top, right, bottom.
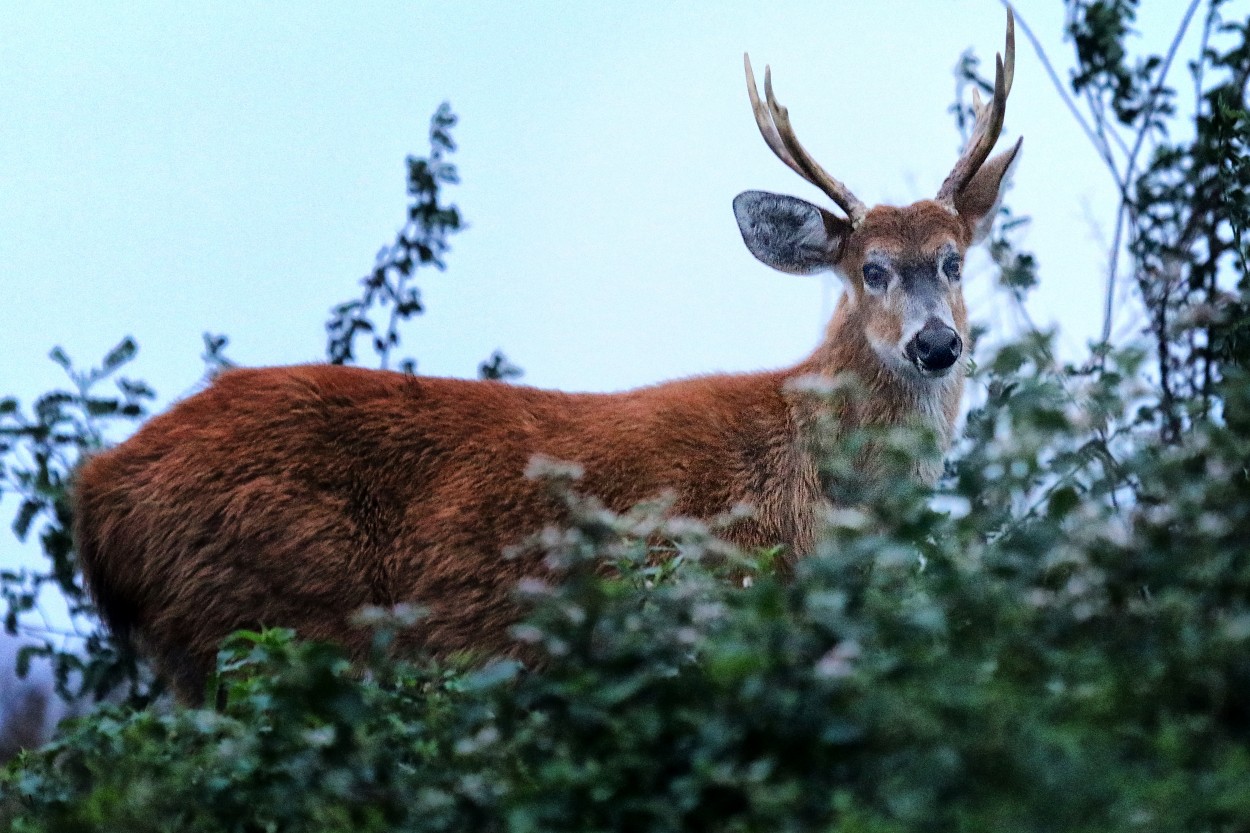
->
left=75, top=13, right=1021, bottom=701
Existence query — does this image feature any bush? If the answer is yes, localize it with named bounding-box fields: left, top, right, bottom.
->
left=3, top=343, right=1249, bottom=831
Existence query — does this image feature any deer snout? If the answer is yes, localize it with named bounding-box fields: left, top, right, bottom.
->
left=906, top=320, right=962, bottom=374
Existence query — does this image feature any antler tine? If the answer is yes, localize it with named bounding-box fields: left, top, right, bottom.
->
left=936, top=8, right=1016, bottom=207
left=743, top=55, right=805, bottom=180
left=1003, top=7, right=1015, bottom=96
left=744, top=53, right=868, bottom=227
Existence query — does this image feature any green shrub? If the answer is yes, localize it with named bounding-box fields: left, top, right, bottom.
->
left=4, top=343, right=1249, bottom=832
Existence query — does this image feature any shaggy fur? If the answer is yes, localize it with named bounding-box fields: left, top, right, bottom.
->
left=73, top=312, right=944, bottom=700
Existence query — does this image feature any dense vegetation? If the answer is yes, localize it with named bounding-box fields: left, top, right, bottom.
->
left=2, top=2, right=1248, bottom=830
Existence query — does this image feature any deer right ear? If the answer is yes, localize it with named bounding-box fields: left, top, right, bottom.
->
left=733, top=191, right=849, bottom=275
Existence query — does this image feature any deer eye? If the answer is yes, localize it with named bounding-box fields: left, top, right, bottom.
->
left=943, top=254, right=962, bottom=280
left=862, top=263, right=889, bottom=290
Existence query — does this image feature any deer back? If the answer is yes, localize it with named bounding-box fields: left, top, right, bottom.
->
left=74, top=364, right=822, bottom=699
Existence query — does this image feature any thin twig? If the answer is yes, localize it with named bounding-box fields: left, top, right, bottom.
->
left=1124, top=0, right=1203, bottom=182
left=1103, top=105, right=1135, bottom=163
left=1099, top=0, right=1203, bottom=347
left=1084, top=86, right=1128, bottom=169
left=379, top=247, right=406, bottom=372
left=1000, top=0, right=1126, bottom=191
left=15, top=622, right=83, bottom=642
left=1101, top=201, right=1131, bottom=346
left=1194, top=3, right=1216, bottom=119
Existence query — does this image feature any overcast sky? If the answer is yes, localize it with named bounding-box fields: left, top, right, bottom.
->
left=2, top=1, right=1231, bottom=425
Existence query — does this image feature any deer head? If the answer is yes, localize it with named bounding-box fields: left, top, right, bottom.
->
left=734, top=10, right=1021, bottom=381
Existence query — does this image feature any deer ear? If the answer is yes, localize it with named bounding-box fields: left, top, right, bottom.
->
left=733, top=190, right=849, bottom=275
left=954, top=138, right=1022, bottom=245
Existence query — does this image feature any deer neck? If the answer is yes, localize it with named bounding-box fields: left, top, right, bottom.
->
left=783, top=296, right=965, bottom=481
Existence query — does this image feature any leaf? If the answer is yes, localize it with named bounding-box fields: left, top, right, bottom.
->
left=48, top=346, right=71, bottom=370
left=13, top=498, right=41, bottom=541
left=1047, top=485, right=1081, bottom=518
left=118, top=378, right=156, bottom=400
left=85, top=398, right=121, bottom=416
left=479, top=350, right=523, bottom=382
left=15, top=644, right=36, bottom=678
left=103, top=337, right=138, bottom=372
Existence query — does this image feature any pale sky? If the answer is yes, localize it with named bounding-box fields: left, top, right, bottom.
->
left=1, top=1, right=1229, bottom=492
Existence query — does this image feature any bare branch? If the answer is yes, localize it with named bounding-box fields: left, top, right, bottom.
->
left=1101, top=0, right=1203, bottom=346
left=1001, top=0, right=1125, bottom=190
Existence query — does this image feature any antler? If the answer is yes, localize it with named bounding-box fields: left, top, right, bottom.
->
left=935, top=8, right=1016, bottom=207
left=744, top=53, right=868, bottom=227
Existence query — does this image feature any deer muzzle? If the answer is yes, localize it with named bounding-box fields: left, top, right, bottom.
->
left=906, top=319, right=962, bottom=375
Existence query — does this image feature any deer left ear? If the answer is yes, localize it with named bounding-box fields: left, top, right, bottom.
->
left=733, top=190, right=851, bottom=275
left=954, top=137, right=1023, bottom=245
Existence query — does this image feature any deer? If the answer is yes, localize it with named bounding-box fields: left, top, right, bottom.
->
left=73, top=12, right=1020, bottom=702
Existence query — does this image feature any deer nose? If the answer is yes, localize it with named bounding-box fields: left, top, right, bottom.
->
left=907, top=320, right=962, bottom=372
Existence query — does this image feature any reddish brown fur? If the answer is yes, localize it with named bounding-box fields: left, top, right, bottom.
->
left=77, top=364, right=827, bottom=699
left=74, top=160, right=1017, bottom=704
left=76, top=302, right=945, bottom=700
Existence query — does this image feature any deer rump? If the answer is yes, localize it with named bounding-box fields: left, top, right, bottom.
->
left=73, top=363, right=819, bottom=700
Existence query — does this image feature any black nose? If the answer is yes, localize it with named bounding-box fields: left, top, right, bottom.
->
left=908, top=321, right=962, bottom=371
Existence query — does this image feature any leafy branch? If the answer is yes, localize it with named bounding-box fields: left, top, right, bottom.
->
left=326, top=103, right=464, bottom=372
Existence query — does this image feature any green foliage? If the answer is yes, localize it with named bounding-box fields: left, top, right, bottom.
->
left=0, top=341, right=154, bottom=702
left=325, top=102, right=464, bottom=372
left=479, top=349, right=525, bottom=382
left=4, top=350, right=1249, bottom=831
left=1061, top=0, right=1249, bottom=438
left=324, top=102, right=521, bottom=378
